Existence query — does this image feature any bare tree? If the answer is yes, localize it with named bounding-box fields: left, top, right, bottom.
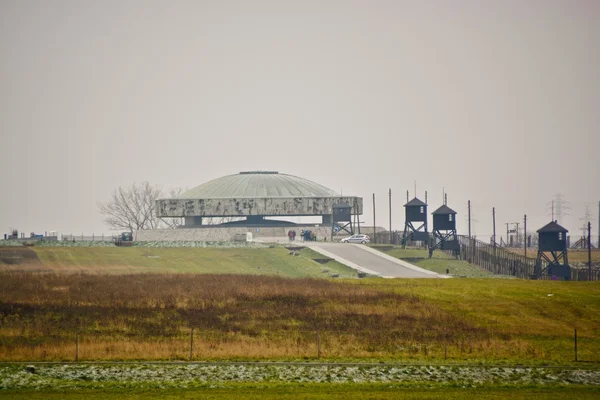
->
left=99, top=182, right=187, bottom=231
left=99, top=182, right=163, bottom=232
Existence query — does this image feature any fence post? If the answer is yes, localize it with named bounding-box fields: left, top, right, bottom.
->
left=574, top=329, right=578, bottom=362
left=317, top=331, right=321, bottom=359
left=444, top=331, right=448, bottom=360
left=76, top=332, right=79, bottom=362
left=190, top=327, right=194, bottom=361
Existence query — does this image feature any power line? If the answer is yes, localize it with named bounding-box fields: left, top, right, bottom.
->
left=546, top=194, right=570, bottom=224
left=577, top=205, right=594, bottom=241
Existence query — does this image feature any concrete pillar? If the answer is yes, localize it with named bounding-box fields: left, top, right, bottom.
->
left=322, top=215, right=333, bottom=225
left=184, top=216, right=203, bottom=227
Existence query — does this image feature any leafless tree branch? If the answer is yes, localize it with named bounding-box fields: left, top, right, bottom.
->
left=98, top=182, right=182, bottom=231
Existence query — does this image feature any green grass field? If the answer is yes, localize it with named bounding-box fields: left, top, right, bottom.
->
left=355, top=277, right=600, bottom=363
left=369, top=245, right=495, bottom=277
left=0, top=246, right=357, bottom=278
left=0, top=244, right=504, bottom=278
left=1, top=245, right=599, bottom=398
left=3, top=384, right=599, bottom=400
left=1, top=272, right=598, bottom=363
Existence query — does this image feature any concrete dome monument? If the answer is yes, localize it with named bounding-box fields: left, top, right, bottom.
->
left=156, top=171, right=363, bottom=227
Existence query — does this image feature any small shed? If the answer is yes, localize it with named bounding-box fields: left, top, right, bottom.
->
left=404, top=198, right=427, bottom=222
left=432, top=204, right=457, bottom=231
left=537, top=221, right=568, bottom=252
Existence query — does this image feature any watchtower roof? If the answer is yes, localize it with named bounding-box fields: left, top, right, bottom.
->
left=537, top=221, right=568, bottom=233
left=432, top=205, right=457, bottom=215
left=404, top=197, right=427, bottom=207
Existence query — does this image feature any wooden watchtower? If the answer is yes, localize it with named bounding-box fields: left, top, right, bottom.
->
left=330, top=202, right=354, bottom=240
left=401, top=197, right=429, bottom=248
left=429, top=204, right=460, bottom=258
left=534, top=221, right=570, bottom=280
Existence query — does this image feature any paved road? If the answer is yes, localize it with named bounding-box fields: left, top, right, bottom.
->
left=309, top=243, right=443, bottom=278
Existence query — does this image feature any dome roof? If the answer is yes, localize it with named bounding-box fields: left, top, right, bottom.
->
left=176, top=171, right=339, bottom=199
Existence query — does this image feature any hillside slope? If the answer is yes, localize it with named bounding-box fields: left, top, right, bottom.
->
left=0, top=246, right=356, bottom=278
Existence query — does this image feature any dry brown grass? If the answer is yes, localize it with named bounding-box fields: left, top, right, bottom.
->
left=0, top=272, right=598, bottom=362
left=0, top=272, right=487, bottom=361
left=506, top=248, right=600, bottom=263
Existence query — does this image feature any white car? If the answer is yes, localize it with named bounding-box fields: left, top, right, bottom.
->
left=341, top=234, right=371, bottom=244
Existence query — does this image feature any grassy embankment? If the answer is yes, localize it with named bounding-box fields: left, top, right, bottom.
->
left=0, top=246, right=355, bottom=278
left=370, top=245, right=495, bottom=277
left=0, top=272, right=598, bottom=363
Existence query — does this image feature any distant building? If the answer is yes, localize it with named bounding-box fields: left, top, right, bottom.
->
left=535, top=221, right=570, bottom=280
left=401, top=197, right=429, bottom=247
left=156, top=171, right=363, bottom=227
left=429, top=204, right=460, bottom=258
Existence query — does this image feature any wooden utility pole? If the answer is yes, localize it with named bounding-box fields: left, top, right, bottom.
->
left=372, top=193, right=376, bottom=244
left=355, top=198, right=361, bottom=234
left=467, top=200, right=472, bottom=263
left=352, top=202, right=357, bottom=234
left=493, top=207, right=497, bottom=270
left=589, top=222, right=592, bottom=281
left=524, top=214, right=527, bottom=259
left=468, top=200, right=471, bottom=239
left=389, top=188, right=392, bottom=244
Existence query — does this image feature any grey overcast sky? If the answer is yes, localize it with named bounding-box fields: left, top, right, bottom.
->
left=1, top=0, right=599, bottom=239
